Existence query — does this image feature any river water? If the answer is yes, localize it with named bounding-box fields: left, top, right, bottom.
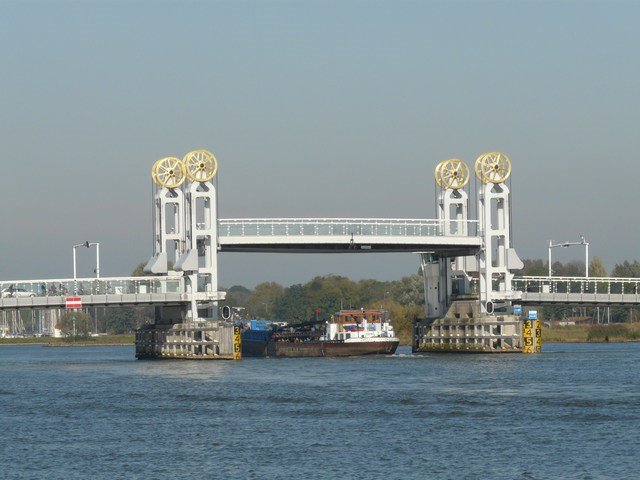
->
left=1, top=343, right=638, bottom=479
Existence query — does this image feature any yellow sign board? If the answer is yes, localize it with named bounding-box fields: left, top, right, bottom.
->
left=522, top=318, right=542, bottom=354
left=233, top=326, right=242, bottom=360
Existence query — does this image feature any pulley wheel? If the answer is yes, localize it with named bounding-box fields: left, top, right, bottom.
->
left=152, top=157, right=186, bottom=189
left=474, top=152, right=511, bottom=184
left=434, top=159, right=470, bottom=190
left=184, top=149, right=217, bottom=182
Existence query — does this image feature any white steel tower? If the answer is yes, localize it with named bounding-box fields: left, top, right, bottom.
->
left=422, top=158, right=471, bottom=317
left=145, top=150, right=223, bottom=321
left=474, top=152, right=523, bottom=314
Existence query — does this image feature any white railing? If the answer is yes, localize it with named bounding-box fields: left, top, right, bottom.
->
left=0, top=276, right=184, bottom=298
left=513, top=276, right=640, bottom=295
left=218, top=218, right=479, bottom=237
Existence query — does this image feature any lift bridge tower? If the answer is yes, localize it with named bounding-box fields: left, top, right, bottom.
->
left=415, top=152, right=526, bottom=353
left=135, top=150, right=239, bottom=360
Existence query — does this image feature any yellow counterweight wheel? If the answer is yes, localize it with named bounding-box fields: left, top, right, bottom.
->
left=183, top=149, right=217, bottom=182
left=474, top=152, right=511, bottom=184
left=152, top=157, right=186, bottom=189
left=434, top=159, right=470, bottom=190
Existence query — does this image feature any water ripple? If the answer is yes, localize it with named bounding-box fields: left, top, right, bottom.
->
left=0, top=343, right=639, bottom=479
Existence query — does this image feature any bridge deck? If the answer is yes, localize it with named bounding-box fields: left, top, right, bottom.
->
left=0, top=293, right=188, bottom=309
left=0, top=276, right=224, bottom=310
left=218, top=218, right=481, bottom=254
left=515, top=276, right=640, bottom=306
left=520, top=292, right=640, bottom=305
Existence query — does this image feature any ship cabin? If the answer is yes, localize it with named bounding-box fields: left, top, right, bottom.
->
left=325, top=309, right=395, bottom=341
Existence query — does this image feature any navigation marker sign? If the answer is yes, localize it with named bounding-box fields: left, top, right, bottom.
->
left=66, top=297, right=82, bottom=309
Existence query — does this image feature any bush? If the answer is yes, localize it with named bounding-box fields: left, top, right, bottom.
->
left=586, top=324, right=640, bottom=342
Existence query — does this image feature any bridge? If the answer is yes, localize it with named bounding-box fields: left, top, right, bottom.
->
left=0, top=150, right=634, bottom=355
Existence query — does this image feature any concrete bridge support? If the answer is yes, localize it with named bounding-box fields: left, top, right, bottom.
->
left=139, top=152, right=233, bottom=360
left=413, top=300, right=523, bottom=353
left=415, top=153, right=529, bottom=354
left=135, top=321, right=238, bottom=359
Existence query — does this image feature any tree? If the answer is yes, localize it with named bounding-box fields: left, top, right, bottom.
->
left=521, top=259, right=547, bottom=276
left=225, top=285, right=251, bottom=306
left=272, top=284, right=309, bottom=322
left=383, top=300, right=423, bottom=344
left=357, top=279, right=394, bottom=307
left=296, top=275, right=360, bottom=321
left=245, top=282, right=285, bottom=319
left=390, top=275, right=424, bottom=306
left=103, top=306, right=151, bottom=334
left=611, top=260, right=640, bottom=278
left=608, top=260, right=640, bottom=323
left=554, top=260, right=585, bottom=277
left=59, top=311, right=92, bottom=339
left=589, top=257, right=607, bottom=277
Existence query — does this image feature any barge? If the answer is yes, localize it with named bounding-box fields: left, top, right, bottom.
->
left=242, top=309, right=399, bottom=358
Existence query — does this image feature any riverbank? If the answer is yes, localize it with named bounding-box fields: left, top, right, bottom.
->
left=543, top=322, right=640, bottom=343
left=3, top=324, right=639, bottom=346
left=0, top=334, right=134, bottom=346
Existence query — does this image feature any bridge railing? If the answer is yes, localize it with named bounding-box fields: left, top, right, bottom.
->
left=0, top=276, right=184, bottom=298
left=218, top=218, right=479, bottom=237
left=513, top=276, right=640, bottom=295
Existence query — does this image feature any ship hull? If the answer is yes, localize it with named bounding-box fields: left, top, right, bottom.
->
left=266, top=339, right=399, bottom=358
left=241, top=330, right=272, bottom=357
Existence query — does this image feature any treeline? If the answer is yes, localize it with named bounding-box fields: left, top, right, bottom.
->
left=521, top=256, right=640, bottom=278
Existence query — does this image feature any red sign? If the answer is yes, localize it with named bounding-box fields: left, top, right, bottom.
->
left=65, top=297, right=82, bottom=309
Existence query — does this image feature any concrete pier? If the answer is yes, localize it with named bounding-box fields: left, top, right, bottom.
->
left=413, top=301, right=523, bottom=353
left=135, top=320, right=238, bottom=359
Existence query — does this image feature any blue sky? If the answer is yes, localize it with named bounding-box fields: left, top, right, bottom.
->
left=2, top=1, right=639, bottom=287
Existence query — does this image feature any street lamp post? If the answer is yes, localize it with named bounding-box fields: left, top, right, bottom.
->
left=548, top=235, right=589, bottom=277
left=73, top=241, right=101, bottom=294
